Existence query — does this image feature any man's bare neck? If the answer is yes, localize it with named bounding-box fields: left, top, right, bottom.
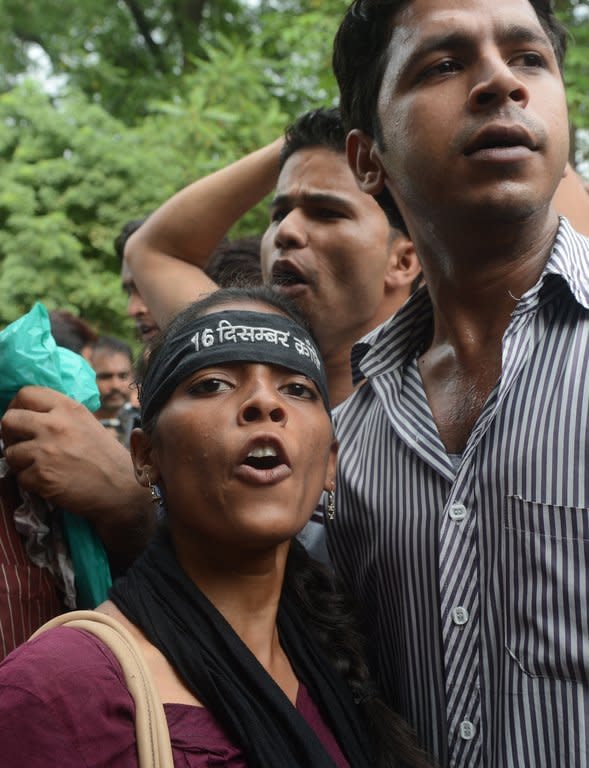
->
left=411, top=208, right=559, bottom=453
left=415, top=208, right=559, bottom=349
left=321, top=341, right=357, bottom=407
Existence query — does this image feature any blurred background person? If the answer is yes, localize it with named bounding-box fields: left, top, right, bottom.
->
left=90, top=336, right=137, bottom=447
left=48, top=310, right=98, bottom=361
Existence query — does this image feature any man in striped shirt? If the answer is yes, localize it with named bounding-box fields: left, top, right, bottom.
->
left=329, top=1, right=588, bottom=766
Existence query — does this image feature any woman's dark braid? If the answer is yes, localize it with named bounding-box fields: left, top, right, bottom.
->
left=284, top=540, right=433, bottom=768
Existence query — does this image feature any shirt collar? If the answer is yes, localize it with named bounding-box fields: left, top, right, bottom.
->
left=537, top=216, right=589, bottom=310
left=352, top=217, right=589, bottom=384
left=351, top=286, right=432, bottom=385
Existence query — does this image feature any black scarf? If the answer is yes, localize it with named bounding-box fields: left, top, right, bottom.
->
left=110, top=529, right=375, bottom=768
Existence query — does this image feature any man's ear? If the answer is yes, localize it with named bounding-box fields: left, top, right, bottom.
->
left=129, top=427, right=159, bottom=488
left=384, top=235, right=422, bottom=291
left=323, top=437, right=338, bottom=493
left=346, top=129, right=387, bottom=196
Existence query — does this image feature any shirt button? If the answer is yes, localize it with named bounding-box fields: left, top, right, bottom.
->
left=459, top=720, right=475, bottom=740
left=449, top=503, right=467, bottom=521
left=452, top=606, right=469, bottom=626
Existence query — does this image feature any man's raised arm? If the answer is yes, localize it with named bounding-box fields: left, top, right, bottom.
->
left=125, top=138, right=283, bottom=327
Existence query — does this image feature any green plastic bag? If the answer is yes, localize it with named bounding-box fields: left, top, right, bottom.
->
left=0, top=302, right=100, bottom=416
left=0, top=302, right=112, bottom=607
left=60, top=511, right=113, bottom=609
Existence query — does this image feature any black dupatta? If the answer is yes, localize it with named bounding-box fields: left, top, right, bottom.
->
left=110, top=529, right=376, bottom=768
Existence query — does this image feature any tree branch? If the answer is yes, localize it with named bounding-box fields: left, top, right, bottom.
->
left=121, top=0, right=167, bottom=73
left=170, top=0, right=208, bottom=68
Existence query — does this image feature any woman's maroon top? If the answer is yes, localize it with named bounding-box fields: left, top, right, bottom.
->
left=0, top=626, right=351, bottom=767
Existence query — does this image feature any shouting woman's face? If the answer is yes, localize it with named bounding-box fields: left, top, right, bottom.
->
left=132, top=299, right=336, bottom=560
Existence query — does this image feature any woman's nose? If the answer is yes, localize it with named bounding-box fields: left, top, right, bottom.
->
left=238, top=378, right=287, bottom=425
left=241, top=402, right=286, bottom=423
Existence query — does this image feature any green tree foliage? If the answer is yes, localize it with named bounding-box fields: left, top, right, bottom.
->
left=0, top=0, right=348, bottom=124
left=0, top=0, right=255, bottom=122
left=556, top=1, right=589, bottom=162
left=254, top=0, right=348, bottom=111
left=0, top=83, right=182, bottom=335
left=0, top=34, right=291, bottom=335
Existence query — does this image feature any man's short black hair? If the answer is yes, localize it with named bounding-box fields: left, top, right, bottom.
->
left=114, top=219, right=147, bottom=264
left=91, top=335, right=133, bottom=363
left=49, top=310, right=98, bottom=354
left=279, top=107, right=346, bottom=170
left=205, top=236, right=263, bottom=288
left=332, top=0, right=568, bottom=230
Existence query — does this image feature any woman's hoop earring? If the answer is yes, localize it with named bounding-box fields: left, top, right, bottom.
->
left=327, top=488, right=336, bottom=521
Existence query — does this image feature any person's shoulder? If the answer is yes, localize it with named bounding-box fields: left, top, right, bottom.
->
left=549, top=217, right=589, bottom=310
left=0, top=626, right=137, bottom=766
left=0, top=624, right=127, bottom=698
left=347, top=286, right=433, bottom=392
left=556, top=216, right=589, bottom=248
left=332, top=380, right=372, bottom=418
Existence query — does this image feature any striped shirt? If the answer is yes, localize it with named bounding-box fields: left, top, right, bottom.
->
left=328, top=218, right=589, bottom=768
left=0, top=471, right=62, bottom=659
left=297, top=492, right=331, bottom=564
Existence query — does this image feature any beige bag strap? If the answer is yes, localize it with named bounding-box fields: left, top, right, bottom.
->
left=31, top=610, right=174, bottom=768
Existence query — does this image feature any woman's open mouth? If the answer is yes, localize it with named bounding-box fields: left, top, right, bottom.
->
left=235, top=440, right=292, bottom=485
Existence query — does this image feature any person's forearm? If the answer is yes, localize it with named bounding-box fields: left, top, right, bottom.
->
left=2, top=387, right=158, bottom=574
left=124, top=138, right=283, bottom=325
left=92, top=472, right=156, bottom=575
left=127, top=138, right=283, bottom=270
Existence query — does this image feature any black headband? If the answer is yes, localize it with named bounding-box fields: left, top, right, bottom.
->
left=140, top=310, right=330, bottom=424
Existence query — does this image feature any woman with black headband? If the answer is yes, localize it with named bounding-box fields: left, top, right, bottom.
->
left=0, top=287, right=429, bottom=768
